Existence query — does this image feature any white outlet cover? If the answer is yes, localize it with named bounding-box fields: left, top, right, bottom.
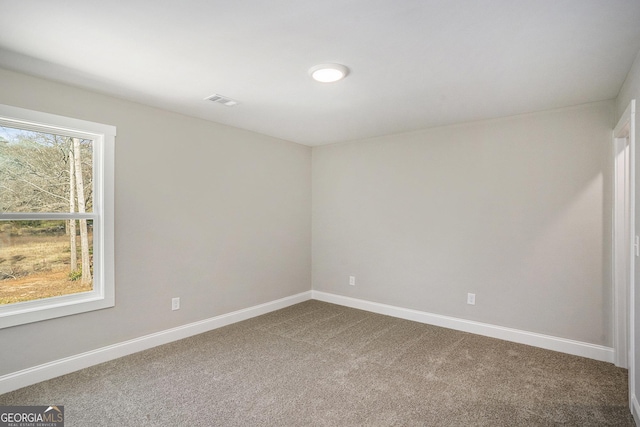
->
left=467, top=293, right=476, bottom=305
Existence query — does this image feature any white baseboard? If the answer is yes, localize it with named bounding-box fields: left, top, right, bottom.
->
left=632, top=394, right=640, bottom=426
left=0, top=291, right=312, bottom=395
left=312, top=291, right=614, bottom=363
left=1, top=289, right=617, bottom=395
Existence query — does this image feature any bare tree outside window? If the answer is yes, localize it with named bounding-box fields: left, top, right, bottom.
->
left=0, top=126, right=94, bottom=304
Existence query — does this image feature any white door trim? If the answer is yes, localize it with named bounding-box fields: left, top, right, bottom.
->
left=613, top=134, right=630, bottom=369
left=613, top=99, right=636, bottom=410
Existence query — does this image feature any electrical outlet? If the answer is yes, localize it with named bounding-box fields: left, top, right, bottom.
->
left=172, top=297, right=180, bottom=311
left=467, top=293, right=475, bottom=305
left=349, top=276, right=356, bottom=286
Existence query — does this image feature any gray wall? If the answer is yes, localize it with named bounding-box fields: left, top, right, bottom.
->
left=616, top=46, right=640, bottom=414
left=313, top=101, right=614, bottom=346
left=0, top=68, right=312, bottom=375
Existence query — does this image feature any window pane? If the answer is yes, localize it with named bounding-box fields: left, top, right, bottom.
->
left=0, top=126, right=93, bottom=213
left=0, top=220, right=93, bottom=304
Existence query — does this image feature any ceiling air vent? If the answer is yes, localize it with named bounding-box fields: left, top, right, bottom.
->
left=204, top=93, right=239, bottom=107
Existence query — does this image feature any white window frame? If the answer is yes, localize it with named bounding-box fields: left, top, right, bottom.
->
left=0, top=104, right=115, bottom=328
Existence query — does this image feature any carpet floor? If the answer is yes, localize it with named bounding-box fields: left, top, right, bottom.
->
left=0, top=300, right=634, bottom=426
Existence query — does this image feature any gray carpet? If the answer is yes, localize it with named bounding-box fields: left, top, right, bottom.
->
left=0, top=300, right=634, bottom=426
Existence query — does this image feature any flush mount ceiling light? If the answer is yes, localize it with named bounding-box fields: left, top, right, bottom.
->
left=309, top=63, right=349, bottom=83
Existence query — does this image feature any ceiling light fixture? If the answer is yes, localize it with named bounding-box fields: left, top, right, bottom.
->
left=309, top=63, right=349, bottom=83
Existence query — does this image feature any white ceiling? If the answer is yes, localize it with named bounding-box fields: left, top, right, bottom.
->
left=1, top=1, right=640, bottom=146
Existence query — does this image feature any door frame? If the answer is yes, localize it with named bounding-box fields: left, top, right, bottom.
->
left=613, top=132, right=630, bottom=369
left=613, top=99, right=636, bottom=404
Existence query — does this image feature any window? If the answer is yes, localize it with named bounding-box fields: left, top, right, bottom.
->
left=0, top=104, right=115, bottom=328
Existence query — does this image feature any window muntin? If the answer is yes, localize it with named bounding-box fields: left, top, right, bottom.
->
left=0, top=104, right=114, bottom=328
